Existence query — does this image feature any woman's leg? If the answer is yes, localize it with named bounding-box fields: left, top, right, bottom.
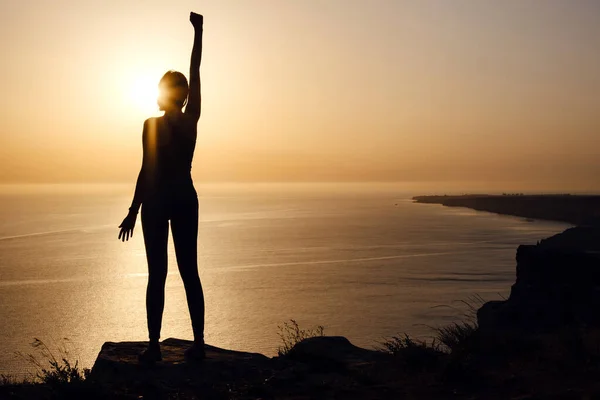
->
left=141, top=205, right=170, bottom=344
left=170, top=196, right=205, bottom=344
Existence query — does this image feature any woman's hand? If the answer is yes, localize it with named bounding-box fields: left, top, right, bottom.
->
left=118, top=210, right=138, bottom=242
left=190, top=12, right=203, bottom=29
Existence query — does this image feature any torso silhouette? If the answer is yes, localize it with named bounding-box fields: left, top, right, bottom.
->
left=143, top=114, right=197, bottom=203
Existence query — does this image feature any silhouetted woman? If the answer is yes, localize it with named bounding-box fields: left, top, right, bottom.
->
left=118, top=12, right=204, bottom=363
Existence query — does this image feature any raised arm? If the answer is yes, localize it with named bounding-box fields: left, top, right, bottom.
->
left=185, top=12, right=203, bottom=121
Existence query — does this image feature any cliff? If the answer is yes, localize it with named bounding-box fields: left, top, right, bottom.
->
left=478, top=225, right=600, bottom=333
left=413, top=194, right=600, bottom=225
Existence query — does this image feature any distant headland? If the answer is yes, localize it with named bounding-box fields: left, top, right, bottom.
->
left=413, top=194, right=600, bottom=225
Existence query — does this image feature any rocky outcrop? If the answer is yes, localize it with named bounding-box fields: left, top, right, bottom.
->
left=89, top=336, right=400, bottom=399
left=90, top=338, right=273, bottom=394
left=478, top=226, right=600, bottom=333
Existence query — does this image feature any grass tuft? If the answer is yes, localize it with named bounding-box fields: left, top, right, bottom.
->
left=435, top=321, right=479, bottom=352
left=378, top=334, right=445, bottom=372
left=277, top=319, right=324, bottom=356
left=0, top=374, right=32, bottom=386
left=17, top=338, right=90, bottom=385
left=378, top=333, right=437, bottom=355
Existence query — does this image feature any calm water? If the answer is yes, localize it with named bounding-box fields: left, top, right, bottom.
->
left=0, top=183, right=570, bottom=375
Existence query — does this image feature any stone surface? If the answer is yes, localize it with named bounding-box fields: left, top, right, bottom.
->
left=287, top=336, right=385, bottom=365
left=91, top=338, right=272, bottom=385
left=88, top=336, right=402, bottom=399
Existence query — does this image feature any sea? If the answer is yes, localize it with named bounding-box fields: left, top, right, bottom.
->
left=0, top=183, right=571, bottom=376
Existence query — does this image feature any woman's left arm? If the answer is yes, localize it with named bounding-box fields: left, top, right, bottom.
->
left=119, top=119, right=151, bottom=241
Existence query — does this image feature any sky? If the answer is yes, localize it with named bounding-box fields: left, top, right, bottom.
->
left=1, top=0, right=599, bottom=191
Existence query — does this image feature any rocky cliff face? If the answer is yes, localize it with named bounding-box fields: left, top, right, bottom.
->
left=478, top=226, right=600, bottom=333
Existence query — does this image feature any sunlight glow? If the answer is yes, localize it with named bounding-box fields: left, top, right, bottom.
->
left=127, top=74, right=160, bottom=115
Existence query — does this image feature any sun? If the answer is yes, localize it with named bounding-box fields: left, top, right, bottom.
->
left=127, top=73, right=160, bottom=115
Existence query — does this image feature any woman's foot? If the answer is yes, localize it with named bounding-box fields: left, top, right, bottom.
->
left=184, top=341, right=205, bottom=362
left=138, top=342, right=162, bottom=364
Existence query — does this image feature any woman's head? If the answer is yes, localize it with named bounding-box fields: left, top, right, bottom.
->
left=157, top=70, right=189, bottom=111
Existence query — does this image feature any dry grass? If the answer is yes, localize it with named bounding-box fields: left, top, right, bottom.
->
left=277, top=319, right=325, bottom=356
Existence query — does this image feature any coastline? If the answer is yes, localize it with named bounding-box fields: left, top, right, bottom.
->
left=6, top=224, right=600, bottom=398
left=413, top=194, right=600, bottom=225
left=5, top=221, right=600, bottom=398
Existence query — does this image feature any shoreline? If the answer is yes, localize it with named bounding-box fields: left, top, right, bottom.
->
left=413, top=194, right=600, bottom=226
left=5, top=224, right=600, bottom=398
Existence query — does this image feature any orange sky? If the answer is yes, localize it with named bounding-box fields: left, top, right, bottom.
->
left=1, top=1, right=599, bottom=191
